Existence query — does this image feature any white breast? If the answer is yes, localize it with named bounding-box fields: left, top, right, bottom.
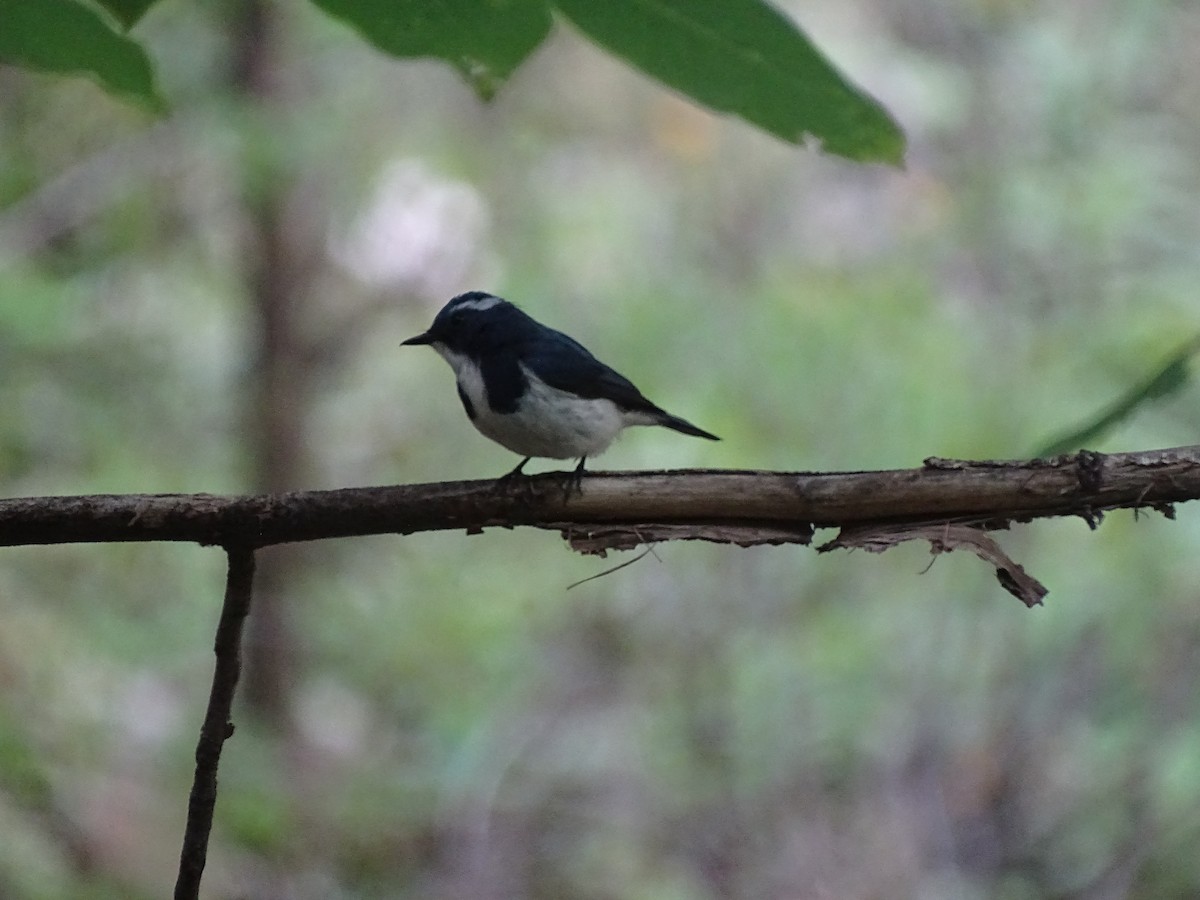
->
left=478, top=371, right=628, bottom=459
left=433, top=344, right=631, bottom=459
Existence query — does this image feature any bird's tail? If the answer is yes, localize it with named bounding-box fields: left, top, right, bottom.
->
left=658, top=413, right=719, bottom=441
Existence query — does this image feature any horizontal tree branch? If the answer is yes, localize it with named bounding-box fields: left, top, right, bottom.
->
left=0, top=446, right=1196, bottom=550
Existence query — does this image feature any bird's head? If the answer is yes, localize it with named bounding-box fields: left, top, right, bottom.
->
left=402, top=291, right=524, bottom=359
left=403, top=290, right=530, bottom=364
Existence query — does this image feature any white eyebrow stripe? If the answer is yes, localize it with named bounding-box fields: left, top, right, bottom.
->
left=451, top=294, right=502, bottom=312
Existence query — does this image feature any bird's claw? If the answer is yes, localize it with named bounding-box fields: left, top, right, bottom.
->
left=494, top=457, right=534, bottom=498
left=559, top=458, right=587, bottom=501
left=494, top=457, right=585, bottom=502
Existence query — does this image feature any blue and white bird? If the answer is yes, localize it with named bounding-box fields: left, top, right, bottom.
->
left=402, top=291, right=719, bottom=480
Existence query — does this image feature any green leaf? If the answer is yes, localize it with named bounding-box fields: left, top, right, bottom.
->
left=553, top=0, right=904, bottom=163
left=309, top=0, right=553, bottom=100
left=0, top=0, right=162, bottom=109
left=1036, top=336, right=1200, bottom=457
left=94, top=0, right=160, bottom=29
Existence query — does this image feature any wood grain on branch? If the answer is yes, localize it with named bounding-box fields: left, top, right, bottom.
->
left=0, top=447, right=1196, bottom=550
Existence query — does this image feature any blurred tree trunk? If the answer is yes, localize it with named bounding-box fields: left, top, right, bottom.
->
left=228, top=0, right=306, bottom=728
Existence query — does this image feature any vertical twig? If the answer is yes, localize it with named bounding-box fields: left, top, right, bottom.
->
left=174, top=545, right=257, bottom=900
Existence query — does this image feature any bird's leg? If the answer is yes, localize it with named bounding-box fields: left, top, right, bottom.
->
left=496, top=457, right=531, bottom=486
left=494, top=456, right=536, bottom=501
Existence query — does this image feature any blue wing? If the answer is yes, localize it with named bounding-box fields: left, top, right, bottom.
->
left=481, top=306, right=719, bottom=441
left=522, top=327, right=664, bottom=416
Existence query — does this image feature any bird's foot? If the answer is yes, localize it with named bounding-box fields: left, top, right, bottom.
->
left=558, top=457, right=587, bottom=501
left=498, top=457, right=531, bottom=482
left=495, top=458, right=535, bottom=500
left=494, top=457, right=584, bottom=501
left=492, top=458, right=540, bottom=508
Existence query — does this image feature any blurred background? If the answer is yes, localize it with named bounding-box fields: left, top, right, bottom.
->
left=2, top=0, right=1200, bottom=897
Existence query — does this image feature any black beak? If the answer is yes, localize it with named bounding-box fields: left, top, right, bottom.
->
left=401, top=331, right=434, bottom=346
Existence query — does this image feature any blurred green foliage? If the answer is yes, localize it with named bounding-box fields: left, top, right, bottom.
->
left=312, top=0, right=554, bottom=99
left=553, top=0, right=904, bottom=161
left=1, top=0, right=1200, bottom=898
left=95, top=0, right=158, bottom=30
left=0, top=0, right=162, bottom=110
left=0, top=0, right=902, bottom=162
left=1038, top=336, right=1200, bottom=456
